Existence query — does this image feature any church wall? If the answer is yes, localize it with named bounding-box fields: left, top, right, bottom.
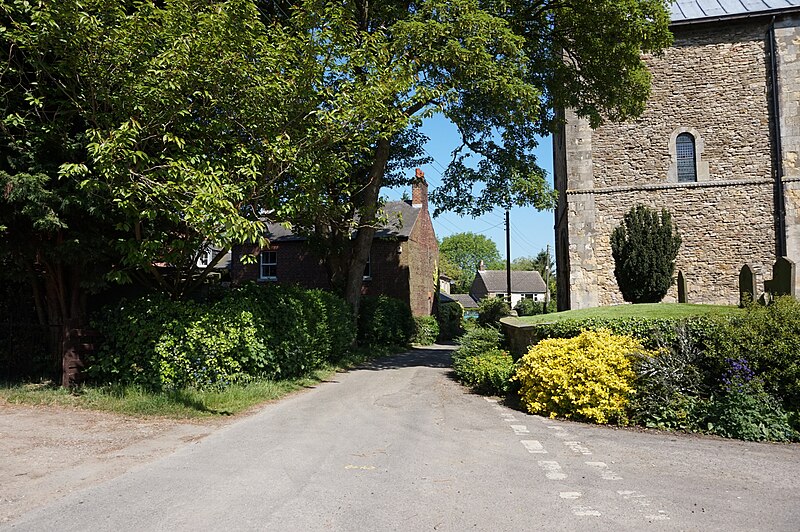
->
left=591, top=21, right=773, bottom=188
left=776, top=17, right=800, bottom=265
left=557, top=19, right=785, bottom=308
left=588, top=183, right=775, bottom=306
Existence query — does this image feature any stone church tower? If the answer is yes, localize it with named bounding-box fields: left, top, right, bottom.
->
left=554, top=1, right=800, bottom=310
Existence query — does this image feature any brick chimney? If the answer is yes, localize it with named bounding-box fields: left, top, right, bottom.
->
left=412, top=168, right=428, bottom=211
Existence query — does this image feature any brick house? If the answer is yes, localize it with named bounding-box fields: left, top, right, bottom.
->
left=554, top=0, right=800, bottom=309
left=231, top=170, right=439, bottom=316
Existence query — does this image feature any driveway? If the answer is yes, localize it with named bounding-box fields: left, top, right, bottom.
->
left=3, top=345, right=800, bottom=531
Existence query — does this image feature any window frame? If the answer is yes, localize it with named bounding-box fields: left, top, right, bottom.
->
left=675, top=132, right=697, bottom=183
left=259, top=250, right=277, bottom=281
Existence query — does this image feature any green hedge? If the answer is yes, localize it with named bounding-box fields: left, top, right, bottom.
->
left=89, top=284, right=355, bottom=390
left=412, top=315, right=439, bottom=346
left=437, top=301, right=463, bottom=341
left=357, top=295, right=415, bottom=348
left=519, top=302, right=800, bottom=441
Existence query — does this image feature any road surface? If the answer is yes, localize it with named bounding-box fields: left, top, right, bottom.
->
left=5, top=345, right=800, bottom=531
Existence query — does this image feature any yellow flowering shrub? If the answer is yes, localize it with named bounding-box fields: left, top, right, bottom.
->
left=515, top=330, right=652, bottom=424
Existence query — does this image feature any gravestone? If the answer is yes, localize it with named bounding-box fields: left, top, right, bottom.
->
left=739, top=264, right=756, bottom=306
left=677, top=271, right=688, bottom=303
left=768, top=257, right=796, bottom=298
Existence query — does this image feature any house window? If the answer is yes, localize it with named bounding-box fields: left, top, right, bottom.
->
left=676, top=132, right=697, bottom=182
left=523, top=293, right=534, bottom=299
left=259, top=251, right=277, bottom=280
left=363, top=253, right=371, bottom=280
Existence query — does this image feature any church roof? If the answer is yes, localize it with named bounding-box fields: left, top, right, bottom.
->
left=671, top=0, right=800, bottom=23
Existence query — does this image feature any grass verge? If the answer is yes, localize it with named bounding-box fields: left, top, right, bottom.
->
left=0, top=346, right=398, bottom=419
left=510, top=303, right=741, bottom=325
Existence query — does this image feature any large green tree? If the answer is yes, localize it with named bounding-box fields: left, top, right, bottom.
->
left=0, top=0, right=311, bottom=363
left=260, top=0, right=672, bottom=314
left=440, top=232, right=502, bottom=293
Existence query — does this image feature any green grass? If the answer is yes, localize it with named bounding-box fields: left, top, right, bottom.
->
left=0, top=346, right=396, bottom=419
left=509, top=303, right=741, bottom=325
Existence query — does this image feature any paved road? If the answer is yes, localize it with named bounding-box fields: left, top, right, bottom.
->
left=5, top=345, right=800, bottom=531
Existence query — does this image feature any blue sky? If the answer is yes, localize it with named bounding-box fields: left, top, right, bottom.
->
left=386, top=115, right=555, bottom=261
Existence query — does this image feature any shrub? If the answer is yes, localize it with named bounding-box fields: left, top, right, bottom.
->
left=357, top=295, right=415, bottom=348
left=629, top=325, right=707, bottom=429
left=453, top=348, right=515, bottom=395
left=610, top=205, right=681, bottom=303
left=515, top=330, right=651, bottom=424
left=529, top=315, right=726, bottom=351
left=453, top=326, right=503, bottom=363
left=514, top=298, right=544, bottom=316
left=704, top=296, right=800, bottom=410
left=89, top=284, right=356, bottom=390
left=701, top=373, right=796, bottom=442
left=412, top=315, right=439, bottom=345
left=437, top=301, right=463, bottom=341
left=477, top=297, right=510, bottom=328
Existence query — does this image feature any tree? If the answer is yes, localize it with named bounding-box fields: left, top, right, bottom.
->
left=261, top=0, right=672, bottom=315
left=0, top=0, right=311, bottom=363
left=610, top=205, right=682, bottom=303
left=440, top=232, right=502, bottom=293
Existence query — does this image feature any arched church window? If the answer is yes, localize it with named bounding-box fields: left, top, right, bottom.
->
left=676, top=133, right=697, bottom=182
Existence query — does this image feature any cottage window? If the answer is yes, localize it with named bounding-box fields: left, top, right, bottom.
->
left=363, top=253, right=371, bottom=280
left=259, top=251, right=277, bottom=280
left=676, top=133, right=697, bottom=182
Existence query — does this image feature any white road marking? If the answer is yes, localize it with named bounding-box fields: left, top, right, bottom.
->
left=585, top=461, right=622, bottom=480
left=538, top=461, right=567, bottom=480
left=559, top=492, right=582, bottom=500
left=520, top=440, right=547, bottom=454
left=618, top=490, right=669, bottom=520
left=511, top=425, right=530, bottom=435
left=572, top=505, right=602, bottom=517
left=645, top=510, right=670, bottom=521
left=564, top=441, right=592, bottom=455
left=484, top=398, right=498, bottom=403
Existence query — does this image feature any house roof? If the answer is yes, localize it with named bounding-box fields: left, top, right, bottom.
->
left=670, top=0, right=800, bottom=23
left=265, top=200, right=421, bottom=242
left=476, top=270, right=548, bottom=294
left=440, top=292, right=480, bottom=309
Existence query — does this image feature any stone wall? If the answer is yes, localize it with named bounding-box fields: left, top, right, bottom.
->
left=592, top=21, right=773, bottom=189
left=777, top=17, right=800, bottom=266
left=555, top=18, right=793, bottom=308
left=588, top=181, right=775, bottom=305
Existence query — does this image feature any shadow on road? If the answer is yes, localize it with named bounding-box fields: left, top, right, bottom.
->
left=355, top=345, right=456, bottom=371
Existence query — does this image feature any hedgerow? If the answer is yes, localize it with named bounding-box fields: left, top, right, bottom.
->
left=89, top=284, right=356, bottom=390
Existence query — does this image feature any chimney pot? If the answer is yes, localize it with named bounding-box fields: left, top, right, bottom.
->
left=412, top=168, right=428, bottom=211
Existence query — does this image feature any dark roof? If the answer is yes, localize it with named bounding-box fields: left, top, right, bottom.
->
left=265, top=200, right=420, bottom=242
left=476, top=270, right=548, bottom=294
left=671, top=0, right=800, bottom=23
left=440, top=293, right=480, bottom=308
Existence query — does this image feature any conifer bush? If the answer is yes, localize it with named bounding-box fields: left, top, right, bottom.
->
left=611, top=205, right=682, bottom=303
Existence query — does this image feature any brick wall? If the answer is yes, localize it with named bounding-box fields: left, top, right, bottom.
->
left=406, top=205, right=438, bottom=316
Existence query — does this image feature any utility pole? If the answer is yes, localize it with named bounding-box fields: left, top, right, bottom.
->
left=544, top=244, right=550, bottom=314
left=505, top=209, right=511, bottom=306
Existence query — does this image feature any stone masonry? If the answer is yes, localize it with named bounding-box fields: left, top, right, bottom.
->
left=555, top=16, right=800, bottom=308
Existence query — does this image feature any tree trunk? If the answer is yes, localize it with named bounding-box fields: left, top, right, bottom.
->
left=33, top=258, right=88, bottom=384
left=342, top=138, right=391, bottom=320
